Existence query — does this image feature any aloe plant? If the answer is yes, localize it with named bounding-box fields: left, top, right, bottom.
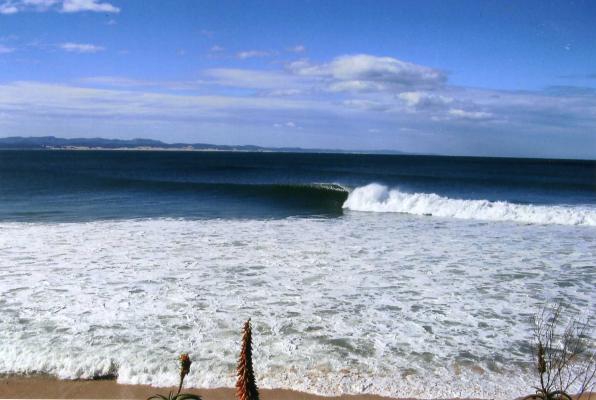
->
left=236, top=318, right=260, bottom=400
left=147, top=353, right=202, bottom=400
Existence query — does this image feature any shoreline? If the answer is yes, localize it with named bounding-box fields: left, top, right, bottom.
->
left=0, top=376, right=401, bottom=400
left=1, top=376, right=594, bottom=400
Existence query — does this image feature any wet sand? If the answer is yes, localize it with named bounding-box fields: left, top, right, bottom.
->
left=1, top=375, right=594, bottom=400
left=0, top=376, right=399, bottom=399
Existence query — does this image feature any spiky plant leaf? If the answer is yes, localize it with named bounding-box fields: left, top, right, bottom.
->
left=236, top=318, right=259, bottom=400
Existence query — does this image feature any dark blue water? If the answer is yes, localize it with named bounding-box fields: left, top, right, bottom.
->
left=0, top=150, right=594, bottom=221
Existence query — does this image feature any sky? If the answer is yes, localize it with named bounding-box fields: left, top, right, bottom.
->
left=0, top=0, right=595, bottom=158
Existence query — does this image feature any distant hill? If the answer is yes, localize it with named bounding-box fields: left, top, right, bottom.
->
left=0, top=136, right=407, bottom=154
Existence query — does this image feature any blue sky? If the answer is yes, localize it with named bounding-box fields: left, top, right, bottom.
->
left=0, top=0, right=595, bottom=158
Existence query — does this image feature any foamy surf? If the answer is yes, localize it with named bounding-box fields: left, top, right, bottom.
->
left=343, top=183, right=596, bottom=226
left=1, top=217, right=594, bottom=399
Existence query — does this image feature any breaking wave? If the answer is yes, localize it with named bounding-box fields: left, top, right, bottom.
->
left=343, top=183, right=596, bottom=226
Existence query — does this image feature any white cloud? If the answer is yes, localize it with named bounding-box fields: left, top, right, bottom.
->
left=0, top=81, right=327, bottom=119
left=22, top=0, right=58, bottom=7
left=210, top=45, right=224, bottom=53
left=23, top=0, right=55, bottom=4
left=236, top=50, right=272, bottom=59
left=0, top=0, right=118, bottom=13
left=0, top=44, right=14, bottom=54
left=328, top=80, right=386, bottom=92
left=60, top=42, right=104, bottom=53
left=267, top=89, right=302, bottom=96
left=274, top=121, right=299, bottom=129
left=398, top=91, right=453, bottom=108
left=342, top=99, right=390, bottom=112
left=0, top=2, right=18, bottom=13
left=288, top=54, right=446, bottom=92
left=0, top=52, right=595, bottom=158
left=447, top=108, right=493, bottom=120
left=79, top=76, right=206, bottom=91
left=61, top=0, right=118, bottom=13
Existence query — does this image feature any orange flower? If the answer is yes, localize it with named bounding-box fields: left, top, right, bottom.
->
left=179, top=353, right=192, bottom=378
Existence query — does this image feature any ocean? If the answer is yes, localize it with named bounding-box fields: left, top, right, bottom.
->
left=0, top=150, right=595, bottom=398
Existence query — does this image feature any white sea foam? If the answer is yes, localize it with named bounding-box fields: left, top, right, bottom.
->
left=0, top=216, right=594, bottom=398
left=343, top=183, right=596, bottom=226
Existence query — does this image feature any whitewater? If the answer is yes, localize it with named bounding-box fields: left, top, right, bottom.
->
left=1, top=212, right=594, bottom=399
left=343, top=183, right=596, bottom=226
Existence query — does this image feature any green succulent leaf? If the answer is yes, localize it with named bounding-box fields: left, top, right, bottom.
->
left=173, top=394, right=202, bottom=400
left=146, top=395, right=169, bottom=400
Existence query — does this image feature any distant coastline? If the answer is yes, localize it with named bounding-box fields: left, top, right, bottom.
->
left=3, top=136, right=594, bottom=161
left=0, top=136, right=406, bottom=155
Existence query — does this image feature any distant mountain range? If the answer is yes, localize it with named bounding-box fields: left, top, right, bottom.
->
left=0, top=136, right=406, bottom=154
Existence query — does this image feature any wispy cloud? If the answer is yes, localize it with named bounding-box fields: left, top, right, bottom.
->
left=61, top=0, right=119, bottom=13
left=273, top=121, right=300, bottom=129
left=0, top=52, right=595, bottom=158
left=60, top=42, right=104, bottom=53
left=342, top=99, right=390, bottom=112
left=203, top=68, right=304, bottom=90
left=0, top=44, right=14, bottom=54
left=236, top=50, right=273, bottom=59
left=0, top=81, right=325, bottom=121
left=398, top=91, right=453, bottom=109
left=0, top=2, right=19, bottom=13
left=0, top=0, right=119, bottom=14
left=447, top=108, right=493, bottom=120
left=78, top=76, right=204, bottom=90
left=288, top=45, right=306, bottom=53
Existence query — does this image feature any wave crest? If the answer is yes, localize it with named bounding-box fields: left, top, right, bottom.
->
left=342, top=183, right=596, bottom=226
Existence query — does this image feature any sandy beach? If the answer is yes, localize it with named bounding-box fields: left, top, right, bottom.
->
left=1, top=376, right=594, bottom=400
left=0, top=376, right=400, bottom=400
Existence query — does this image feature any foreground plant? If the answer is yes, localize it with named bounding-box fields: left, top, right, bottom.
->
left=147, top=353, right=202, bottom=400
left=522, top=304, right=595, bottom=400
left=236, top=318, right=260, bottom=400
